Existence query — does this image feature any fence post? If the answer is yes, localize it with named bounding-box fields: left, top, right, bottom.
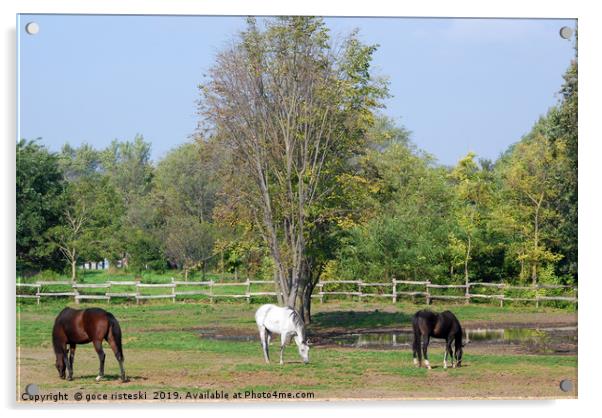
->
left=246, top=279, right=251, bottom=304
left=358, top=279, right=363, bottom=302
left=171, top=277, right=176, bottom=303
left=465, top=281, right=470, bottom=305
left=36, top=283, right=40, bottom=305
left=73, top=282, right=80, bottom=305
left=209, top=280, right=214, bottom=304
left=392, top=278, right=397, bottom=303
left=426, top=281, right=431, bottom=305
left=135, top=278, right=141, bottom=305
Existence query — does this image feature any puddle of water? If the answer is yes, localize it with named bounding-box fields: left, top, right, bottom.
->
left=197, top=326, right=577, bottom=354
left=325, top=327, right=577, bottom=354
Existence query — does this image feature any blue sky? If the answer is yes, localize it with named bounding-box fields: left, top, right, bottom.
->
left=17, top=15, right=576, bottom=166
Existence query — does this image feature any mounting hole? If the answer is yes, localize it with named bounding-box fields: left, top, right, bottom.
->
left=25, top=22, right=39, bottom=35
left=559, top=379, right=573, bottom=392
left=25, top=383, right=39, bottom=396
left=559, top=26, right=573, bottom=40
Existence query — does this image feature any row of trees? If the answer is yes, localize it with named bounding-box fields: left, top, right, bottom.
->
left=16, top=17, right=577, bottom=322
left=17, top=136, right=221, bottom=280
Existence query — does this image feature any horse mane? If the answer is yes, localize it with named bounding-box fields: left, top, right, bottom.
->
left=288, top=309, right=306, bottom=341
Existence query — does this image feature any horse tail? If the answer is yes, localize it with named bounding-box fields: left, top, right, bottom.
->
left=52, top=327, right=65, bottom=356
left=455, top=321, right=464, bottom=350
left=52, top=309, right=70, bottom=355
left=107, top=313, right=124, bottom=360
left=411, top=312, right=421, bottom=335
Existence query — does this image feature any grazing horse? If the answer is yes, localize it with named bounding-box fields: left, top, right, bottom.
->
left=255, top=304, right=309, bottom=365
left=412, top=310, right=464, bottom=369
left=52, top=307, right=126, bottom=382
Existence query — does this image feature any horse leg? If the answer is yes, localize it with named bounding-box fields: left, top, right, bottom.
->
left=259, top=327, right=270, bottom=363
left=93, top=340, right=106, bottom=381
left=279, top=332, right=288, bottom=365
left=422, top=335, right=431, bottom=369
left=108, top=334, right=127, bottom=382
left=62, top=347, right=70, bottom=380
left=412, top=333, right=421, bottom=367
left=444, top=338, right=452, bottom=369
left=67, top=344, right=76, bottom=380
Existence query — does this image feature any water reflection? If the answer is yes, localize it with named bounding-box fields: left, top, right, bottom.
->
left=198, top=326, right=577, bottom=354
left=328, top=326, right=577, bottom=353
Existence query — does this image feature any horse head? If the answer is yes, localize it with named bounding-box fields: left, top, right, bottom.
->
left=455, top=341, right=464, bottom=367
left=297, top=340, right=310, bottom=364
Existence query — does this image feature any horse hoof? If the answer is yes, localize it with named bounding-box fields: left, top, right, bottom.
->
left=95, top=375, right=103, bottom=382
left=67, top=377, right=73, bottom=381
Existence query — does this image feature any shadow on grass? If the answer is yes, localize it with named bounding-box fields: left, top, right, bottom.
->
left=310, top=310, right=413, bottom=331
left=76, top=374, right=147, bottom=382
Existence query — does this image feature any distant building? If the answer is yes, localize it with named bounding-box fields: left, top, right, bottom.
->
left=81, top=259, right=110, bottom=270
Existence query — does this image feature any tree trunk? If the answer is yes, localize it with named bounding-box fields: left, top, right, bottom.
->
left=274, top=269, right=284, bottom=305
left=301, top=280, right=315, bottom=324
left=464, top=235, right=471, bottom=294
left=70, top=259, right=77, bottom=282
left=532, top=198, right=543, bottom=286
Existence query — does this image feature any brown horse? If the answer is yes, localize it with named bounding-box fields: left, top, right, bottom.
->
left=52, top=307, right=126, bottom=382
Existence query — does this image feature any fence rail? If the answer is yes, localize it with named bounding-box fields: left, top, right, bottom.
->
left=312, top=279, right=577, bottom=307
left=16, top=277, right=577, bottom=307
left=16, top=278, right=278, bottom=305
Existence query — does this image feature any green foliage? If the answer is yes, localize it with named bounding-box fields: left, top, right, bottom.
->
left=163, top=215, right=216, bottom=276
left=15, top=20, right=577, bottom=292
left=101, top=134, right=153, bottom=205
left=45, top=174, right=124, bottom=279
left=331, top=132, right=454, bottom=282
left=16, top=139, right=67, bottom=273
left=153, top=141, right=220, bottom=223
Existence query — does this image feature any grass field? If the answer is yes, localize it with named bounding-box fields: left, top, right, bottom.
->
left=16, top=299, right=577, bottom=402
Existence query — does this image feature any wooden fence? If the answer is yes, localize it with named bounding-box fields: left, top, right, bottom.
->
left=313, top=279, right=577, bottom=307
left=16, top=277, right=577, bottom=307
left=16, top=278, right=278, bottom=305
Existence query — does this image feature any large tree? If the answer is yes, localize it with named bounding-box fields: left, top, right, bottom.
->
left=101, top=135, right=153, bottom=206
left=46, top=175, right=123, bottom=281
left=496, top=130, right=568, bottom=285
left=448, top=152, right=492, bottom=291
left=16, top=139, right=66, bottom=273
left=546, top=59, right=578, bottom=279
left=199, top=17, right=386, bottom=308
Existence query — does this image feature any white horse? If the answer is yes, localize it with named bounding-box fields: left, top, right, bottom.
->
left=255, top=304, right=309, bottom=365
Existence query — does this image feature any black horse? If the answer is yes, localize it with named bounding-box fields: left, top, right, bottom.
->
left=52, top=307, right=126, bottom=382
left=412, top=310, right=463, bottom=369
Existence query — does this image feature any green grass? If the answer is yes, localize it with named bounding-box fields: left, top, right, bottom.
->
left=16, top=299, right=577, bottom=400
